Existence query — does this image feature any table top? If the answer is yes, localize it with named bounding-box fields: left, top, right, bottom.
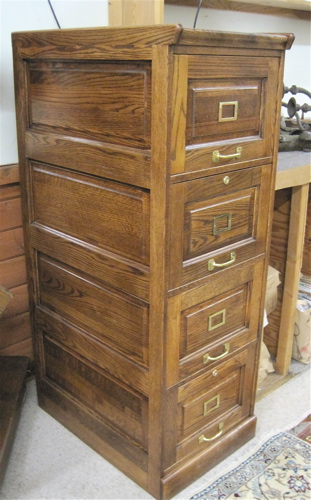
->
left=276, top=151, right=311, bottom=189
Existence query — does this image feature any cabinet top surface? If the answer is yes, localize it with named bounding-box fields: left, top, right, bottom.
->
left=12, top=24, right=294, bottom=54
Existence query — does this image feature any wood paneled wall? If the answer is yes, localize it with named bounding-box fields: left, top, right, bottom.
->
left=0, top=164, right=32, bottom=360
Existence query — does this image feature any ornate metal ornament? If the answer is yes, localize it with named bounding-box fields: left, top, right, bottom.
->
left=279, top=85, right=311, bottom=152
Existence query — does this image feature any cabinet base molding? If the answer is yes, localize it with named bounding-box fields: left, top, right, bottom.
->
left=161, top=416, right=257, bottom=500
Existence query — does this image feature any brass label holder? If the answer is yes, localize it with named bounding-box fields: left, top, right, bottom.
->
left=219, top=101, right=238, bottom=122
left=203, top=394, right=220, bottom=416
left=208, top=308, right=226, bottom=331
left=213, top=213, right=232, bottom=236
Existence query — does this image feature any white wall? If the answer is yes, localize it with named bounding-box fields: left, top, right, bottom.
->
left=165, top=5, right=311, bottom=92
left=0, top=0, right=109, bottom=165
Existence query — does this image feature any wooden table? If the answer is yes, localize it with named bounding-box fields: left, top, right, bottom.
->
left=266, top=151, right=310, bottom=375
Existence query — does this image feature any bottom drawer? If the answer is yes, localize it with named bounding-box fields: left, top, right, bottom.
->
left=176, top=342, right=257, bottom=461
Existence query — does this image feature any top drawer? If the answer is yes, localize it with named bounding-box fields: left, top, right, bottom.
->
left=171, top=55, right=281, bottom=174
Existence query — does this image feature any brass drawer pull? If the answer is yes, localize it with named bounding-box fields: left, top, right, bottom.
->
left=203, top=342, right=230, bottom=364
left=208, top=251, right=236, bottom=271
left=199, top=422, right=224, bottom=443
left=212, top=147, right=242, bottom=163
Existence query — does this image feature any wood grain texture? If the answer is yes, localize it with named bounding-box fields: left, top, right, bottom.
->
left=275, top=183, right=309, bottom=375
left=182, top=57, right=281, bottom=173
left=148, top=43, right=173, bottom=499
left=38, top=255, right=149, bottom=366
left=165, top=0, right=311, bottom=20
left=0, top=164, right=31, bottom=359
left=169, top=165, right=271, bottom=291
left=30, top=162, right=150, bottom=265
left=301, top=189, right=311, bottom=277
left=0, top=165, right=20, bottom=186
left=12, top=25, right=184, bottom=61
left=28, top=60, right=152, bottom=149
left=109, top=0, right=164, bottom=26
left=25, top=130, right=151, bottom=189
left=0, top=286, right=13, bottom=317
left=35, top=307, right=149, bottom=396
left=0, top=228, right=24, bottom=262
left=12, top=25, right=290, bottom=500
left=0, top=313, right=31, bottom=348
left=0, top=356, right=29, bottom=485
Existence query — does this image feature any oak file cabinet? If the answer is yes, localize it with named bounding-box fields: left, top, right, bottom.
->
left=12, top=25, right=293, bottom=500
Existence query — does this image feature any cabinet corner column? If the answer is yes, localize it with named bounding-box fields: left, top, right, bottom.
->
left=148, top=43, right=174, bottom=499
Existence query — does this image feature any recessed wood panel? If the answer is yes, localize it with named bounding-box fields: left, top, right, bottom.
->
left=0, top=196, right=22, bottom=232
left=169, top=165, right=270, bottom=290
left=38, top=256, right=149, bottom=366
left=179, top=371, right=241, bottom=440
left=0, top=312, right=31, bottom=349
left=180, top=285, right=248, bottom=358
left=187, top=79, right=262, bottom=144
left=0, top=284, right=29, bottom=320
left=169, top=55, right=281, bottom=174
left=35, top=307, right=149, bottom=395
left=43, top=337, right=148, bottom=447
left=176, top=345, right=256, bottom=461
left=184, top=188, right=256, bottom=259
left=30, top=162, right=150, bottom=264
left=175, top=260, right=265, bottom=382
left=0, top=256, right=27, bottom=289
left=28, top=61, right=151, bottom=148
left=12, top=24, right=289, bottom=500
left=0, top=228, right=25, bottom=261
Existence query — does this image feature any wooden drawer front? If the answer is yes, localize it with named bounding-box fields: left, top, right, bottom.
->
left=176, top=344, right=256, bottom=460
left=180, top=284, right=248, bottom=359
left=170, top=165, right=270, bottom=290
left=187, top=78, right=261, bottom=145
left=43, top=337, right=148, bottom=448
left=180, top=373, right=240, bottom=438
left=30, top=162, right=150, bottom=265
left=166, top=260, right=265, bottom=384
left=181, top=56, right=279, bottom=173
left=38, top=256, right=149, bottom=367
left=184, top=187, right=255, bottom=260
left=28, top=61, right=151, bottom=149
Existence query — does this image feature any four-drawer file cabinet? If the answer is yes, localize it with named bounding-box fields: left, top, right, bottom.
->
left=12, top=25, right=293, bottom=499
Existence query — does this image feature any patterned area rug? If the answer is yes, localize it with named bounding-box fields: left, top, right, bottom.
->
left=289, top=414, right=311, bottom=444
left=190, top=416, right=311, bottom=500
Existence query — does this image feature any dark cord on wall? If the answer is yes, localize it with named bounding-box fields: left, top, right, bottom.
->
left=193, top=0, right=203, bottom=28
left=48, top=0, right=61, bottom=29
